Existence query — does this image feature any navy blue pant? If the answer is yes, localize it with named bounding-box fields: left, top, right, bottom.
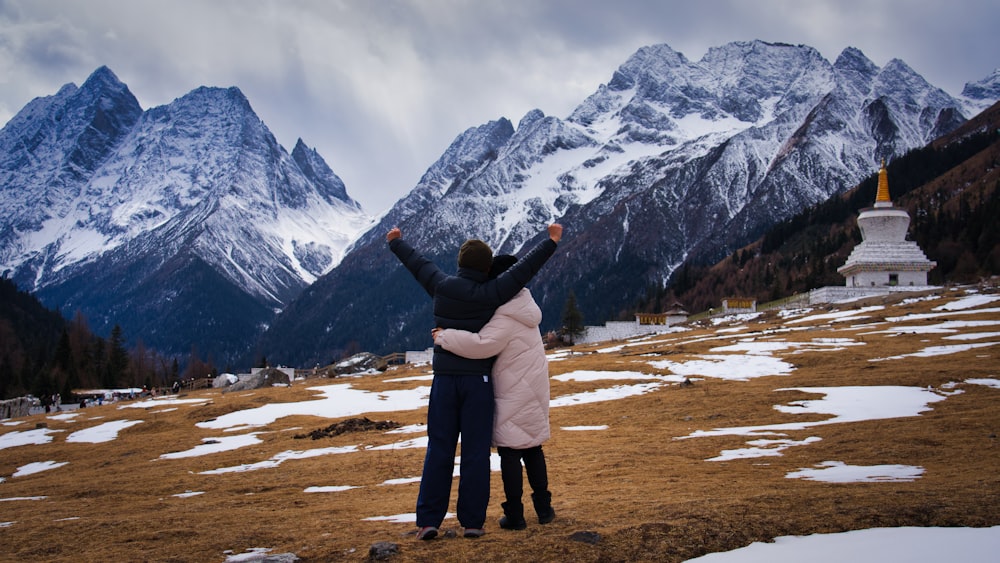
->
left=416, top=373, right=494, bottom=529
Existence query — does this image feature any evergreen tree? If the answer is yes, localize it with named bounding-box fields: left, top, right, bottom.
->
left=560, top=291, right=585, bottom=345
left=94, top=337, right=111, bottom=388
left=107, top=325, right=129, bottom=388
left=0, top=354, right=13, bottom=398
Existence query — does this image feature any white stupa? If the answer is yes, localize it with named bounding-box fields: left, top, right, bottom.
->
left=837, top=161, right=936, bottom=287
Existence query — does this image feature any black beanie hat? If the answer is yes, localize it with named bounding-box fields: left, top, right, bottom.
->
left=488, top=254, right=518, bottom=279
left=458, top=239, right=493, bottom=273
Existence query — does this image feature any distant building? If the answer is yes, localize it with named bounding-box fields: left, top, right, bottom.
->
left=577, top=302, right=690, bottom=345
left=721, top=297, right=756, bottom=314
left=837, top=161, right=936, bottom=287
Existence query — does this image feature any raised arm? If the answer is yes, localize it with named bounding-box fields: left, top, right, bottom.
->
left=490, top=223, right=562, bottom=302
left=387, top=227, right=446, bottom=297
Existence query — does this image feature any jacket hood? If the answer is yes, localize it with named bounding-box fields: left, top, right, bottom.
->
left=495, top=288, right=542, bottom=328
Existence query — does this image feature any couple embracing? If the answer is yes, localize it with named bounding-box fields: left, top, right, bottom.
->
left=386, top=223, right=562, bottom=540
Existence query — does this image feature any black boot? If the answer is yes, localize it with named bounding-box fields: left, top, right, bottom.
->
left=499, top=501, right=527, bottom=530
left=532, top=491, right=555, bottom=524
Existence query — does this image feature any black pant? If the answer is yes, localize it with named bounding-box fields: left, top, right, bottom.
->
left=497, top=445, right=549, bottom=505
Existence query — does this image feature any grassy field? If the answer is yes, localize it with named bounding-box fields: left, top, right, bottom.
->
left=1, top=283, right=998, bottom=562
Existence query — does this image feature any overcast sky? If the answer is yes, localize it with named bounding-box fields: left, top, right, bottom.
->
left=1, top=0, right=997, bottom=214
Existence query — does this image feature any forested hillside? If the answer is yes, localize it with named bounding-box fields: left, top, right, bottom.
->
left=0, top=277, right=65, bottom=399
left=0, top=277, right=213, bottom=401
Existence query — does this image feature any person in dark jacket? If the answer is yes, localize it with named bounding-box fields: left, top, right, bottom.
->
left=387, top=223, right=562, bottom=540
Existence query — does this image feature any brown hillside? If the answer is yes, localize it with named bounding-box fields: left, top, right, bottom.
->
left=1, top=283, right=999, bottom=562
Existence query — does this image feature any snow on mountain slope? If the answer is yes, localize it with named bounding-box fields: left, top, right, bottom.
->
left=0, top=66, right=371, bottom=362
left=4, top=42, right=995, bottom=366
left=261, top=41, right=996, bottom=364
left=0, top=69, right=371, bottom=304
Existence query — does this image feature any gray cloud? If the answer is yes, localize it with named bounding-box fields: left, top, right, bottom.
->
left=1, top=0, right=997, bottom=213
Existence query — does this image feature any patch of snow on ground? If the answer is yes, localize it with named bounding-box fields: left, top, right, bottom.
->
left=201, top=444, right=359, bottom=474
left=552, top=370, right=675, bottom=382
left=784, top=306, right=884, bottom=325
left=649, top=354, right=795, bottom=380
left=786, top=461, right=924, bottom=482
left=945, top=332, right=1000, bottom=340
left=679, top=385, right=952, bottom=461
left=369, top=436, right=429, bottom=451
left=777, top=308, right=814, bottom=319
left=864, top=319, right=1000, bottom=335
left=683, top=526, right=1000, bottom=563
left=870, top=341, right=1000, bottom=361
left=195, top=384, right=430, bottom=430
left=0, top=428, right=62, bottom=450
left=13, top=461, right=69, bottom=477
left=363, top=512, right=455, bottom=524
left=966, top=378, right=1000, bottom=389
left=710, top=338, right=862, bottom=355
left=886, top=307, right=1000, bottom=323
left=224, top=548, right=277, bottom=562
left=708, top=437, right=822, bottom=461
left=304, top=486, right=359, bottom=493
left=900, top=295, right=942, bottom=306
left=159, top=433, right=264, bottom=459
left=66, top=419, right=143, bottom=443
left=550, top=383, right=662, bottom=407
left=934, top=294, right=1000, bottom=311
left=119, top=397, right=213, bottom=409
left=385, top=424, right=427, bottom=434
left=711, top=313, right=763, bottom=325
left=380, top=477, right=422, bottom=485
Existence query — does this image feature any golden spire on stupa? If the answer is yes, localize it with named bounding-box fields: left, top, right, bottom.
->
left=875, top=159, right=891, bottom=204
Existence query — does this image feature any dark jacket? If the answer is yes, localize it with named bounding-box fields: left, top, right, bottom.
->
left=389, top=236, right=557, bottom=376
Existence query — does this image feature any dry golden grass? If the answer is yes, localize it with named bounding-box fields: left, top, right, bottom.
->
left=1, top=285, right=999, bottom=562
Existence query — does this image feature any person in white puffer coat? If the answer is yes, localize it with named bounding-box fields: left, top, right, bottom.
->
left=432, top=254, right=556, bottom=531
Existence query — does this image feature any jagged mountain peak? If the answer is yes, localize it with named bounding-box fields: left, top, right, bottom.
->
left=181, top=84, right=251, bottom=106
left=153, top=85, right=256, bottom=126
left=832, top=47, right=881, bottom=98
left=81, top=65, right=125, bottom=90
left=291, top=138, right=357, bottom=208
left=517, top=109, right=547, bottom=129
left=412, top=117, right=515, bottom=196
left=701, top=40, right=823, bottom=70
left=877, top=58, right=933, bottom=91
left=259, top=40, right=995, bottom=365
left=962, top=68, right=1000, bottom=101
left=834, top=47, right=879, bottom=73
left=611, top=43, right=690, bottom=86
left=0, top=65, right=143, bottom=245
left=1, top=66, right=373, bottom=363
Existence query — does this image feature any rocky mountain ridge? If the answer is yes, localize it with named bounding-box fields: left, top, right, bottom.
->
left=0, top=67, right=371, bottom=362
left=258, top=41, right=997, bottom=364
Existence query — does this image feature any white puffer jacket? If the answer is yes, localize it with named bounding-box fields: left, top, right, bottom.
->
left=434, top=288, right=551, bottom=449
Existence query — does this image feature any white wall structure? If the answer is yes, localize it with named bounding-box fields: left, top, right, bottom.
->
left=405, top=348, right=433, bottom=365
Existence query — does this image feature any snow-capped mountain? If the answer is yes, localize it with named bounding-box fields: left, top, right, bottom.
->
left=259, top=41, right=997, bottom=365
left=0, top=67, right=371, bottom=361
